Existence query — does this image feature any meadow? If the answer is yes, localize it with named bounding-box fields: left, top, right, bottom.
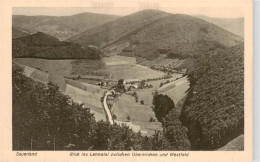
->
left=131, top=74, right=184, bottom=107
left=13, top=58, right=109, bottom=78
left=102, top=55, right=136, bottom=65
left=157, top=76, right=189, bottom=109
left=112, top=93, right=162, bottom=136
left=13, top=58, right=72, bottom=77
left=108, top=64, right=164, bottom=80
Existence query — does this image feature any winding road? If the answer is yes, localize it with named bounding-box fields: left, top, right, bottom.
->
left=103, top=91, right=114, bottom=124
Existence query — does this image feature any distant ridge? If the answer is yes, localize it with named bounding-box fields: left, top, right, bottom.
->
left=12, top=27, right=29, bottom=38
left=194, top=15, right=244, bottom=38
left=12, top=12, right=120, bottom=40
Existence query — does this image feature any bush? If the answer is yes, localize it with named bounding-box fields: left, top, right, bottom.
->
left=108, top=103, right=113, bottom=110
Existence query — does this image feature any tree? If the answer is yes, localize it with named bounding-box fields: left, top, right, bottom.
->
left=140, top=80, right=145, bottom=87
left=149, top=117, right=155, bottom=122
left=160, top=82, right=164, bottom=87
left=135, top=96, right=139, bottom=103
left=117, top=79, right=125, bottom=92
left=140, top=100, right=144, bottom=105
left=112, top=114, right=117, bottom=120
left=127, top=86, right=132, bottom=91
left=118, top=79, right=124, bottom=85
left=108, top=103, right=113, bottom=110
left=152, top=94, right=175, bottom=122
left=127, top=115, right=131, bottom=121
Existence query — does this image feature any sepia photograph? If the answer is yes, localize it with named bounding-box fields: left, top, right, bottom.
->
left=11, top=5, right=245, bottom=152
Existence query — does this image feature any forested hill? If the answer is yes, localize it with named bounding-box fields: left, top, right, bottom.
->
left=68, top=10, right=171, bottom=47
left=180, top=43, right=244, bottom=150
left=68, top=10, right=243, bottom=59
left=12, top=32, right=100, bottom=59
left=12, top=13, right=120, bottom=40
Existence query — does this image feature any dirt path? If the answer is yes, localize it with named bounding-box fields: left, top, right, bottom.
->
left=103, top=91, right=114, bottom=124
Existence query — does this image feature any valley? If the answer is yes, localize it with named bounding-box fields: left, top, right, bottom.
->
left=13, top=54, right=188, bottom=136
left=12, top=9, right=244, bottom=151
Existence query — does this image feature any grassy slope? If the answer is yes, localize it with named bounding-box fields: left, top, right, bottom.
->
left=180, top=44, right=244, bottom=150
left=13, top=13, right=120, bottom=40
left=217, top=134, right=244, bottom=151
left=158, top=76, right=189, bottom=106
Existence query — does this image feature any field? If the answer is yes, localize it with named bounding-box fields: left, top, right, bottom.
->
left=157, top=76, right=189, bottom=106
left=136, top=55, right=167, bottom=66
left=136, top=55, right=188, bottom=70
left=131, top=74, right=183, bottom=107
left=13, top=58, right=110, bottom=79
left=64, top=79, right=107, bottom=121
left=102, top=55, right=136, bottom=65
left=112, top=94, right=162, bottom=136
left=65, top=80, right=106, bottom=109
left=13, top=58, right=72, bottom=77
left=108, top=64, right=164, bottom=80
left=71, top=59, right=110, bottom=77
left=103, top=55, right=165, bottom=80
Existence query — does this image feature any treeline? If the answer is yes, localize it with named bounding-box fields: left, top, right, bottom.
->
left=13, top=65, right=190, bottom=150
left=12, top=32, right=100, bottom=59
left=119, top=40, right=227, bottom=62
left=180, top=44, right=244, bottom=150
left=167, top=40, right=227, bottom=59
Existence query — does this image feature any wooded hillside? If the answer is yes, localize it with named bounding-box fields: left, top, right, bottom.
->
left=180, top=44, right=244, bottom=150
left=12, top=32, right=100, bottom=59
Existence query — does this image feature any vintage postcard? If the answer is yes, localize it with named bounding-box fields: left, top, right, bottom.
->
left=0, top=0, right=253, bottom=161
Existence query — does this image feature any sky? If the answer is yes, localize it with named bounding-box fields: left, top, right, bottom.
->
left=12, top=7, right=244, bottom=18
